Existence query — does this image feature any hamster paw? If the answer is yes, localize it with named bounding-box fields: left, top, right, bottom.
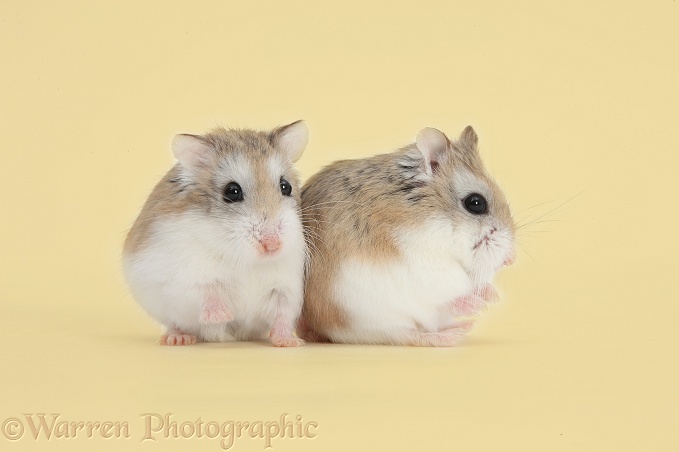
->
left=200, top=297, right=234, bottom=324
left=160, top=333, right=197, bottom=346
left=447, top=321, right=475, bottom=333
left=475, top=284, right=499, bottom=303
left=269, top=330, right=306, bottom=347
left=450, top=295, right=486, bottom=316
left=270, top=335, right=306, bottom=347
left=407, top=324, right=472, bottom=347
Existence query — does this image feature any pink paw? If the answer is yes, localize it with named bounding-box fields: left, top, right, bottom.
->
left=450, top=295, right=486, bottom=316
left=448, top=320, right=475, bottom=333
left=160, top=333, right=197, bottom=346
left=408, top=326, right=470, bottom=347
left=201, top=297, right=234, bottom=324
left=475, top=284, right=499, bottom=303
left=269, top=332, right=306, bottom=347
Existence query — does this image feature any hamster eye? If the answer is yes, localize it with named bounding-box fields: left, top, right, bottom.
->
left=223, top=182, right=244, bottom=203
left=280, top=178, right=292, bottom=196
left=464, top=193, right=488, bottom=215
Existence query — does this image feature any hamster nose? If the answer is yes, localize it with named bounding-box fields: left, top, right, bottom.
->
left=259, top=234, right=281, bottom=252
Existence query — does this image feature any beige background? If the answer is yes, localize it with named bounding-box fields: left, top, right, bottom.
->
left=1, top=1, right=677, bottom=451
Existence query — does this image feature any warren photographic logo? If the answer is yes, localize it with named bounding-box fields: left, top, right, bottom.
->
left=2, top=413, right=318, bottom=450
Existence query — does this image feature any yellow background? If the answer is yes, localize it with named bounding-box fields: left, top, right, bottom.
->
left=1, top=1, right=677, bottom=451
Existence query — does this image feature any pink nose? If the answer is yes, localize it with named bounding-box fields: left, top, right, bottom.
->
left=260, top=235, right=281, bottom=252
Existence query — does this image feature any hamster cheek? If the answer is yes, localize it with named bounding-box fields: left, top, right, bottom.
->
left=278, top=206, right=305, bottom=253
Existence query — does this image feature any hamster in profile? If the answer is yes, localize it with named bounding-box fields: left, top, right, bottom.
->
left=123, top=121, right=309, bottom=347
left=301, top=126, right=516, bottom=346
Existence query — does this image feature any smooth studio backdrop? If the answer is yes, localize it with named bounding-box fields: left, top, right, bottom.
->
left=1, top=1, right=677, bottom=451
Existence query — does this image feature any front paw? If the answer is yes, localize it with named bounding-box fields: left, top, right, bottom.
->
left=475, top=284, right=499, bottom=303
left=201, top=297, right=235, bottom=324
left=449, top=294, right=486, bottom=317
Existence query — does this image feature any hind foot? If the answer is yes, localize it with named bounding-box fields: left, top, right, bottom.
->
left=160, top=332, right=197, bottom=346
left=270, top=317, right=306, bottom=347
left=407, top=322, right=474, bottom=347
left=270, top=334, right=306, bottom=347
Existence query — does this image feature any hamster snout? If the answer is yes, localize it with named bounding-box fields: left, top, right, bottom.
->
left=473, top=225, right=515, bottom=262
left=259, top=232, right=281, bottom=253
left=473, top=226, right=498, bottom=250
left=251, top=217, right=284, bottom=255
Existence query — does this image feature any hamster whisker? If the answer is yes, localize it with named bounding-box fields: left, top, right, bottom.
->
left=303, top=228, right=331, bottom=254
left=299, top=200, right=363, bottom=212
left=516, top=230, right=550, bottom=236
left=516, top=207, right=565, bottom=229
left=303, top=238, right=324, bottom=259
left=515, top=190, right=584, bottom=228
left=300, top=218, right=339, bottom=226
left=299, top=211, right=339, bottom=220
left=516, top=199, right=563, bottom=214
left=301, top=241, right=322, bottom=275
left=524, top=219, right=566, bottom=225
left=303, top=228, right=330, bottom=249
left=516, top=211, right=568, bottom=229
left=516, top=243, right=537, bottom=264
left=298, top=214, right=340, bottom=226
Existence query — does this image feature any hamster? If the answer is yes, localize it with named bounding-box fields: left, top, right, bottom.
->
left=300, top=126, right=516, bottom=346
left=123, top=121, right=309, bottom=347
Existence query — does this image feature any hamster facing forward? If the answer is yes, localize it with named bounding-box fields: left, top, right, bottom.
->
left=301, top=126, right=516, bottom=346
left=123, top=121, right=308, bottom=346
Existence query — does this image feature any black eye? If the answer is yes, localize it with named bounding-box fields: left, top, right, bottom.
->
left=464, top=193, right=487, bottom=214
left=223, top=182, right=244, bottom=203
left=280, top=178, right=292, bottom=196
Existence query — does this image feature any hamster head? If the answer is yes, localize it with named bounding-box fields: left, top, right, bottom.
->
left=170, top=120, right=308, bottom=263
left=410, top=126, right=516, bottom=283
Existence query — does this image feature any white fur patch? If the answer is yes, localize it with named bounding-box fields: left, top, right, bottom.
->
left=123, top=207, right=306, bottom=342
left=327, top=217, right=474, bottom=344
left=216, top=153, right=255, bottom=189
left=267, top=155, right=286, bottom=183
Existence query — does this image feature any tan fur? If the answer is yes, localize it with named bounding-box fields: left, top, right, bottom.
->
left=123, top=165, right=194, bottom=254
left=300, top=126, right=514, bottom=339
left=124, top=126, right=302, bottom=256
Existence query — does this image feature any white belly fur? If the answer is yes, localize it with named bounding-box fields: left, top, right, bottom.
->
left=327, top=218, right=473, bottom=344
left=123, top=215, right=304, bottom=342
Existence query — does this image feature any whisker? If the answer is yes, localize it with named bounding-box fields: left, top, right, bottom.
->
left=516, top=199, right=563, bottom=214
left=299, top=200, right=363, bottom=212
left=517, top=243, right=537, bottom=264
left=515, top=189, right=586, bottom=229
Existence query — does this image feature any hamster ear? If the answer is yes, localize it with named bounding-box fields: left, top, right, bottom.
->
left=271, top=120, right=308, bottom=162
left=171, top=134, right=211, bottom=169
left=459, top=126, right=479, bottom=152
left=415, top=127, right=450, bottom=175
